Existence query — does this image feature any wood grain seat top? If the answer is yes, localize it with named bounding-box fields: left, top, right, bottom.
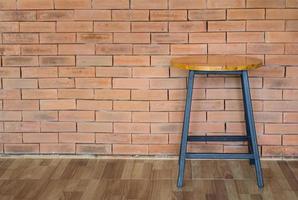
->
left=171, top=55, right=263, bottom=71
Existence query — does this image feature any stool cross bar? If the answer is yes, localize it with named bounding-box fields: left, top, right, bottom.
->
left=177, top=70, right=264, bottom=189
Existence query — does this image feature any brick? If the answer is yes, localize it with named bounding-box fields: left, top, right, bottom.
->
left=227, top=9, right=265, bottom=19
left=20, top=22, right=55, bottom=32
left=0, top=45, right=20, bottom=55
left=95, top=89, right=130, bottom=100
left=5, top=122, right=40, bottom=132
left=96, top=133, right=130, bottom=144
left=189, top=10, right=226, bottom=20
left=96, top=111, right=131, bottom=122
left=287, top=0, right=298, bottom=7
left=94, top=22, right=130, bottom=32
left=251, top=89, right=282, bottom=100
left=265, top=124, right=298, bottom=134
left=225, top=100, right=263, bottom=111
left=150, top=78, right=185, bottom=89
left=96, top=44, right=132, bottom=55
left=3, top=33, right=38, bottom=44
left=0, top=0, right=16, bottom=9
left=132, top=112, right=168, bottom=122
left=169, top=89, right=205, bottom=100
left=284, top=146, right=298, bottom=157
left=96, top=67, right=131, bottom=77
left=74, top=10, right=110, bottom=20
left=23, top=133, right=58, bottom=143
left=207, top=0, right=245, bottom=8
left=77, top=100, right=112, bottom=110
left=77, top=33, right=112, bottom=43
left=266, top=32, right=298, bottom=42
left=4, top=144, right=39, bottom=154
left=57, top=22, right=93, bottom=32
left=114, top=33, right=150, bottom=44
left=92, top=0, right=129, bottom=9
left=22, top=111, right=58, bottom=121
left=150, top=101, right=184, bottom=111
left=40, top=144, right=75, bottom=154
left=227, top=32, right=264, bottom=42
left=131, top=90, right=167, bottom=100
left=247, top=20, right=285, bottom=31
left=150, top=10, right=187, bottom=21
left=59, top=67, right=95, bottom=77
left=247, top=0, right=285, bottom=8
left=0, top=22, right=19, bottom=32
left=171, top=44, right=207, bottom=55
left=39, top=78, right=74, bottom=89
left=132, top=134, right=168, bottom=144
left=132, top=22, right=168, bottom=32
left=169, top=21, right=206, bottom=32
left=3, top=56, right=38, bottom=66
left=3, top=79, right=37, bottom=89
left=114, top=123, right=150, bottom=133
left=78, top=122, right=112, bottom=132
left=284, top=113, right=298, bottom=122
left=206, top=89, right=242, bottom=99
left=57, top=89, right=94, bottom=99
left=264, top=101, right=298, bottom=111
left=59, top=111, right=94, bottom=121
left=266, top=55, right=298, bottom=65
left=249, top=66, right=285, bottom=77
left=225, top=77, right=262, bottom=88
left=22, top=67, right=57, bottom=78
left=266, top=9, right=298, bottom=19
left=208, top=21, right=245, bottom=31
left=113, top=101, right=149, bottom=111
left=247, top=44, right=284, bottom=54
left=0, top=11, right=36, bottom=21
left=169, top=0, right=205, bottom=9
left=113, top=144, right=148, bottom=155
left=286, top=67, right=298, bottom=77
left=21, top=45, right=57, bottom=55
left=0, top=133, right=22, bottom=143
left=132, top=0, right=167, bottom=9
left=59, top=133, right=95, bottom=143
left=208, top=44, right=246, bottom=54
left=0, top=89, right=20, bottom=99
left=169, top=112, right=206, bottom=122
left=40, top=33, right=76, bottom=43
left=114, top=56, right=150, bottom=66
left=190, top=122, right=225, bottom=133
left=287, top=20, right=298, bottom=31
left=112, top=10, right=149, bottom=21
left=132, top=67, right=169, bottom=77
left=113, top=78, right=149, bottom=89
left=58, top=44, right=95, bottom=55
left=17, top=0, right=53, bottom=9
left=284, top=90, right=298, bottom=100
left=76, top=78, right=111, bottom=88
left=76, top=56, right=112, bottom=66
left=258, top=135, right=281, bottom=145
left=151, top=33, right=188, bottom=43
left=0, top=68, right=20, bottom=78
left=76, top=144, right=111, bottom=154
left=0, top=111, right=21, bottom=121
left=41, top=122, right=76, bottom=132
left=149, top=144, right=179, bottom=155
left=40, top=56, right=75, bottom=66
left=151, top=123, right=182, bottom=133
left=189, top=33, right=226, bottom=43
left=37, top=10, right=74, bottom=21
left=54, top=0, right=91, bottom=9
left=133, top=44, right=169, bottom=55
left=283, top=135, right=298, bottom=145
left=40, top=100, right=76, bottom=110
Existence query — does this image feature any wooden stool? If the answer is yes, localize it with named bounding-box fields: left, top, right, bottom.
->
left=171, top=55, right=264, bottom=189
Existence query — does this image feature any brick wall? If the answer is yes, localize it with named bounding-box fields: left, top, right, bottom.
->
left=0, top=0, right=297, bottom=157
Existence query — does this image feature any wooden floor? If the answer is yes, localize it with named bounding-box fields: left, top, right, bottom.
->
left=0, top=158, right=297, bottom=200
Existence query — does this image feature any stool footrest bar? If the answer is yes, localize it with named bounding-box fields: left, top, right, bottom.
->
left=187, top=135, right=249, bottom=142
left=185, top=153, right=254, bottom=159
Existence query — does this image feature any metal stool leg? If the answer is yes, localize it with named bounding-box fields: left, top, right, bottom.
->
left=241, top=73, right=255, bottom=166
left=241, top=71, right=264, bottom=188
left=177, top=70, right=195, bottom=188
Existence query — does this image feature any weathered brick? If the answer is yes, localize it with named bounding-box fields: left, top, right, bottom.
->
left=0, top=11, right=36, bottom=21
left=60, top=133, right=95, bottom=143
left=40, top=33, right=76, bottom=43
left=40, top=56, right=75, bottom=66
left=54, top=0, right=91, bottom=9
left=21, top=45, right=57, bottom=55
left=74, top=10, right=110, bottom=20
left=22, top=111, right=58, bottom=121
left=169, top=21, right=206, bottom=32
left=96, top=44, right=132, bottom=55
left=152, top=33, right=188, bottom=43
left=76, top=144, right=111, bottom=154
left=150, top=10, right=187, bottom=21
left=113, top=144, right=148, bottom=155
left=40, top=144, right=75, bottom=154
left=59, top=67, right=95, bottom=77
left=0, top=22, right=19, bottom=32
left=94, top=22, right=130, bottom=32
left=132, top=22, right=168, bottom=32
left=133, top=44, right=169, bottom=55
left=112, top=10, right=149, bottom=21
left=37, top=10, right=74, bottom=21
left=3, top=33, right=38, bottom=44
left=4, top=144, right=39, bottom=154
left=77, top=33, right=112, bottom=43
left=208, top=21, right=245, bottom=31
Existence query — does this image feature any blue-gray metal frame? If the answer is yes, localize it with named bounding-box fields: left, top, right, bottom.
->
left=177, top=70, right=264, bottom=189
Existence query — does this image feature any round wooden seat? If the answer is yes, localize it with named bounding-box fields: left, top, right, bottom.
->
left=171, top=55, right=262, bottom=71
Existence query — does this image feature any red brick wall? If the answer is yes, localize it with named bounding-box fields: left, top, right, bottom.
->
left=0, top=0, right=297, bottom=157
